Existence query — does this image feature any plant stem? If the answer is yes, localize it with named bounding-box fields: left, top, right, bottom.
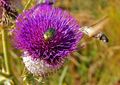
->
left=59, top=66, right=68, bottom=85
left=1, top=29, right=11, bottom=75
left=0, top=71, right=10, bottom=78
left=1, top=28, right=20, bottom=84
left=23, top=0, right=33, bottom=11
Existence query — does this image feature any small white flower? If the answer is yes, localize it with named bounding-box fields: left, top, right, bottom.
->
left=22, top=51, right=64, bottom=77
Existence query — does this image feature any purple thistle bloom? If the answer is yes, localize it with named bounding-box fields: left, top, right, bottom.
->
left=12, top=3, right=83, bottom=76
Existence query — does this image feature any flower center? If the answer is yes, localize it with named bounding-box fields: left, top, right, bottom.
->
left=44, top=28, right=56, bottom=40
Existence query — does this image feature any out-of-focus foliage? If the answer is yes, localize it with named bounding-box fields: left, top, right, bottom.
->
left=0, top=0, right=120, bottom=85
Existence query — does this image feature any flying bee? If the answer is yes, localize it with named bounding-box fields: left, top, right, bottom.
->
left=80, top=26, right=109, bottom=43
left=80, top=16, right=109, bottom=43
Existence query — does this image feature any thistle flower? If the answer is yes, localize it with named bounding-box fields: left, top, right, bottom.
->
left=12, top=1, right=83, bottom=77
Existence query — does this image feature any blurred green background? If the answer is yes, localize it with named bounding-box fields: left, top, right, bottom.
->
left=0, top=0, right=120, bottom=85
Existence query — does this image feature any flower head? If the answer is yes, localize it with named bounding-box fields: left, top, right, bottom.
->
left=12, top=3, right=83, bottom=76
